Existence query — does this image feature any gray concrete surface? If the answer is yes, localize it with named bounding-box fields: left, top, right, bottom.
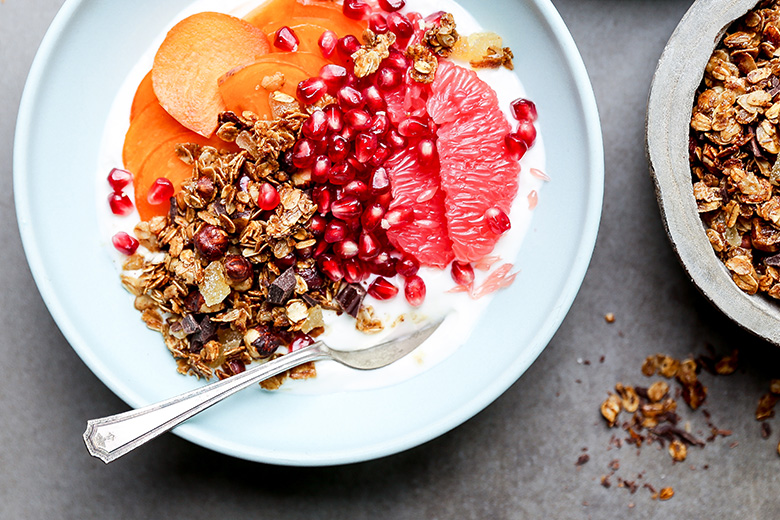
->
left=2, top=0, right=779, bottom=518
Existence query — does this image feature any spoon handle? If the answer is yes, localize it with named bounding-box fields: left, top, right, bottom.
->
left=83, top=343, right=327, bottom=463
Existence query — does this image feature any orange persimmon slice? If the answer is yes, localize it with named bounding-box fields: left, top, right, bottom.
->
left=245, top=0, right=346, bottom=29
left=123, top=101, right=193, bottom=175
left=152, top=11, right=271, bottom=137
left=219, top=61, right=310, bottom=118
left=129, top=70, right=157, bottom=122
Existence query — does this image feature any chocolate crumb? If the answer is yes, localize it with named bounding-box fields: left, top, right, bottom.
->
left=761, top=422, right=772, bottom=439
left=575, top=454, right=590, bottom=466
left=267, top=267, right=296, bottom=305
left=335, top=283, right=366, bottom=318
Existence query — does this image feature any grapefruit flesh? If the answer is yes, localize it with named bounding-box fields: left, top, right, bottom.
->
left=385, top=147, right=454, bottom=268
left=428, top=60, right=520, bottom=263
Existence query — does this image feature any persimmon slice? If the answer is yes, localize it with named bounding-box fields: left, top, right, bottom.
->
left=152, top=11, right=271, bottom=137
left=219, top=61, right=310, bottom=118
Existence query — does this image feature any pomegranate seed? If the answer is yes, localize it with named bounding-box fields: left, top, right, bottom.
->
left=329, top=161, right=356, bottom=185
left=108, top=192, right=134, bottom=216
left=328, top=134, right=349, bottom=162
left=510, top=98, right=538, bottom=122
left=257, top=183, right=280, bottom=210
left=311, top=155, right=331, bottom=183
left=385, top=129, right=406, bottom=149
left=417, top=138, right=436, bottom=165
left=378, top=0, right=405, bottom=12
left=313, top=240, right=330, bottom=257
left=396, top=254, right=420, bottom=277
left=296, top=77, right=328, bottom=104
left=398, top=117, right=430, bottom=137
left=274, top=26, right=299, bottom=52
left=358, top=232, right=381, bottom=259
left=337, top=86, right=364, bottom=109
left=383, top=206, right=413, bottom=227
left=387, top=12, right=413, bottom=38
left=485, top=207, right=511, bottom=234
left=107, top=168, right=133, bottom=191
left=371, top=253, right=397, bottom=277
left=331, top=195, right=362, bottom=221
left=340, top=125, right=356, bottom=142
left=313, top=185, right=333, bottom=214
left=384, top=49, right=408, bottom=70
left=309, top=214, right=327, bottom=236
left=374, top=191, right=393, bottom=208
left=344, top=109, right=372, bottom=131
left=355, top=132, right=378, bottom=163
left=324, top=104, right=344, bottom=133
left=514, top=120, right=537, bottom=147
left=342, top=0, right=368, bottom=19
left=368, top=166, right=391, bottom=195
left=290, top=333, right=315, bottom=352
left=319, top=30, right=338, bottom=58
left=404, top=275, right=426, bottom=306
left=318, top=254, right=344, bottom=282
left=337, top=35, right=361, bottom=57
left=375, top=66, right=402, bottom=91
left=112, top=231, right=139, bottom=255
left=343, top=179, right=370, bottom=200
left=369, top=13, right=388, bottom=33
left=334, top=238, right=359, bottom=259
left=361, top=203, right=385, bottom=231
left=291, top=138, right=316, bottom=168
left=313, top=138, right=328, bottom=155
left=324, top=219, right=348, bottom=243
left=367, top=277, right=399, bottom=300
left=344, top=259, right=368, bottom=283
left=363, top=85, right=387, bottom=113
left=346, top=156, right=367, bottom=174
left=505, top=133, right=529, bottom=160
left=369, top=113, right=390, bottom=136
left=321, top=67, right=348, bottom=97
left=147, top=177, right=174, bottom=205
left=302, top=109, right=328, bottom=139
left=370, top=142, right=391, bottom=166
left=451, top=261, right=474, bottom=286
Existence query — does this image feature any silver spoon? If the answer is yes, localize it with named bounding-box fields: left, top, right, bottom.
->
left=83, top=317, right=443, bottom=463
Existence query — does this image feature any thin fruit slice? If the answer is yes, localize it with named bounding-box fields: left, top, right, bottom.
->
left=152, top=11, right=271, bottom=137
left=219, top=61, right=310, bottom=118
left=428, top=60, right=520, bottom=262
left=384, top=146, right=453, bottom=268
left=133, top=136, right=209, bottom=221
left=267, top=23, right=333, bottom=54
left=129, top=70, right=157, bottom=122
left=245, top=0, right=366, bottom=33
left=123, top=101, right=193, bottom=175
left=262, top=16, right=366, bottom=42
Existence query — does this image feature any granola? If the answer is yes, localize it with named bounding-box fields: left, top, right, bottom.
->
left=690, top=0, right=780, bottom=299
left=120, top=106, right=365, bottom=382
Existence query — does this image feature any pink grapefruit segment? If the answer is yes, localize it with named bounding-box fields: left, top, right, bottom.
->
left=428, top=60, right=520, bottom=263
left=385, top=147, right=454, bottom=268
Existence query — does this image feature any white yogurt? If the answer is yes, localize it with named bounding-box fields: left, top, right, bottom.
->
left=96, top=0, right=547, bottom=394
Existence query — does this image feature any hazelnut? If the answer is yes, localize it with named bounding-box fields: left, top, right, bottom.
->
left=243, top=326, right=282, bottom=359
left=193, top=224, right=229, bottom=261
left=196, top=176, right=216, bottom=201
left=224, top=254, right=252, bottom=282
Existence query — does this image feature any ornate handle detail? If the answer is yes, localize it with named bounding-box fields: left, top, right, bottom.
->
left=83, top=343, right=327, bottom=463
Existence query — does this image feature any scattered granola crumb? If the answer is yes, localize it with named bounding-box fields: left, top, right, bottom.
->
left=659, top=487, right=674, bottom=501
left=604, top=312, right=615, bottom=323
left=575, top=454, right=590, bottom=466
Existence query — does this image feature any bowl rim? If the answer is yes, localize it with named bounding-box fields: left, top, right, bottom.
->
left=646, top=0, right=780, bottom=345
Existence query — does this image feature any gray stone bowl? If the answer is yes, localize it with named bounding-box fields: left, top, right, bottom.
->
left=646, top=0, right=780, bottom=345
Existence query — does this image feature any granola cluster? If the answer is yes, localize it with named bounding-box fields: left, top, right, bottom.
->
left=120, top=100, right=367, bottom=384
left=690, top=1, right=780, bottom=297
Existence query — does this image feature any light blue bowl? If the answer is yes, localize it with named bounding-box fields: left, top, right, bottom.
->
left=14, top=0, right=603, bottom=465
